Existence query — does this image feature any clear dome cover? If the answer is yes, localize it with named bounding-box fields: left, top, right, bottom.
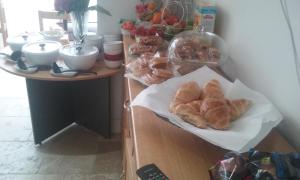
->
left=168, top=30, right=228, bottom=74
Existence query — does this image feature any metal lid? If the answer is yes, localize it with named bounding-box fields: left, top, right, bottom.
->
left=7, top=35, right=29, bottom=44
left=7, top=34, right=42, bottom=45
left=22, top=41, right=61, bottom=54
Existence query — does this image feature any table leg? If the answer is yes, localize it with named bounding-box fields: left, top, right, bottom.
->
left=26, top=79, right=74, bottom=144
left=26, top=77, right=112, bottom=144
left=71, top=78, right=111, bottom=138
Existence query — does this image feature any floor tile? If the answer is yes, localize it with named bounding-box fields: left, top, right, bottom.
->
left=0, top=72, right=122, bottom=179
left=37, top=125, right=101, bottom=156
left=0, top=71, right=27, bottom=98
left=92, top=151, right=122, bottom=175
left=0, top=142, right=42, bottom=174
left=0, top=98, right=30, bottom=117
left=62, top=173, right=120, bottom=180
left=0, top=174, right=64, bottom=180
left=38, top=155, right=96, bottom=174
left=0, top=117, right=32, bottom=141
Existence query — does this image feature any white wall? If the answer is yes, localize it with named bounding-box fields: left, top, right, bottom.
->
left=97, top=0, right=137, bottom=133
left=215, top=0, right=300, bottom=149
left=97, top=0, right=138, bottom=35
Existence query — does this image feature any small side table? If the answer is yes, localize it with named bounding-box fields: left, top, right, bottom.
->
left=0, top=51, right=120, bottom=144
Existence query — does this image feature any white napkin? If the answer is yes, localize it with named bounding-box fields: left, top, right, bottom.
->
left=131, top=66, right=283, bottom=152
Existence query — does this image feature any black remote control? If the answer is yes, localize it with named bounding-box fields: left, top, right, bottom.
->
left=136, top=163, right=169, bottom=180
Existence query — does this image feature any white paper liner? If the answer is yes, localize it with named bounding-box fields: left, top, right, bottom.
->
left=131, top=66, right=283, bottom=152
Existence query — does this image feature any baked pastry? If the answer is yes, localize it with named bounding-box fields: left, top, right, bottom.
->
left=169, top=80, right=252, bottom=130
left=208, top=47, right=221, bottom=62
left=129, top=59, right=151, bottom=77
left=138, top=35, right=163, bottom=46
left=129, top=43, right=158, bottom=55
left=200, top=98, right=227, bottom=116
left=226, top=99, right=251, bottom=121
left=170, top=81, right=202, bottom=112
left=202, top=79, right=224, bottom=99
left=142, top=73, right=165, bottom=85
left=177, top=63, right=203, bottom=75
left=149, top=57, right=168, bottom=69
left=140, top=52, right=155, bottom=60
left=187, top=100, right=203, bottom=112
left=152, top=69, right=173, bottom=79
left=174, top=103, right=207, bottom=128
left=204, top=105, right=231, bottom=130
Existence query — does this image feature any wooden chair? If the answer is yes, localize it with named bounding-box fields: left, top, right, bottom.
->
left=38, top=10, right=70, bottom=31
left=0, top=0, right=8, bottom=46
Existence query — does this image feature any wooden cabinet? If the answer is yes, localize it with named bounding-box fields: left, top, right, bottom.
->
left=122, top=78, right=138, bottom=180
left=121, top=35, right=295, bottom=180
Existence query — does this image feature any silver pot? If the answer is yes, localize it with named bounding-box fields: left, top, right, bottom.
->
left=7, top=34, right=42, bottom=51
left=22, top=41, right=61, bottom=66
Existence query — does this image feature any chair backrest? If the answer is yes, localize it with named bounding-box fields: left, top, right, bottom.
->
left=38, top=10, right=70, bottom=31
left=0, top=0, right=8, bottom=46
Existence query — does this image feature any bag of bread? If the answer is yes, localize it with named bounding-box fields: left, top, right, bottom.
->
left=129, top=43, right=158, bottom=56
left=125, top=52, right=174, bottom=86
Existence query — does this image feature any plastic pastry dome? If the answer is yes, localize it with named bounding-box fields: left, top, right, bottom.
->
left=168, top=30, right=228, bottom=75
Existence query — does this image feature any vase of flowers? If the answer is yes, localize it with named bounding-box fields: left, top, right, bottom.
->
left=55, top=0, right=111, bottom=44
left=69, top=10, right=89, bottom=41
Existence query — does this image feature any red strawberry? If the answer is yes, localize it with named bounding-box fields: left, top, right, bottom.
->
left=148, top=27, right=157, bottom=36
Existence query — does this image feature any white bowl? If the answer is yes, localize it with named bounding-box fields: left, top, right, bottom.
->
left=104, top=59, right=122, bottom=69
left=22, top=41, right=61, bottom=66
left=86, top=35, right=103, bottom=52
left=40, top=30, right=64, bottom=41
left=103, top=41, right=123, bottom=55
left=60, top=45, right=99, bottom=70
left=104, top=34, right=121, bottom=42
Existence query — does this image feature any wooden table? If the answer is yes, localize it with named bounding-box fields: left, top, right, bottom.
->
left=0, top=50, right=120, bottom=144
left=122, top=35, right=296, bottom=180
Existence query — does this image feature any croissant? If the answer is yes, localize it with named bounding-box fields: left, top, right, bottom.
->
left=174, top=103, right=207, bottom=128
left=170, top=81, right=202, bottom=112
left=202, top=79, right=224, bottom=99
left=226, top=99, right=251, bottom=121
left=204, top=105, right=231, bottom=130
left=187, top=100, right=203, bottom=112
left=200, top=98, right=227, bottom=116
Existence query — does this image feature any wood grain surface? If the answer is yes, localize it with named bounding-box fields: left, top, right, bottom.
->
left=123, top=35, right=295, bottom=180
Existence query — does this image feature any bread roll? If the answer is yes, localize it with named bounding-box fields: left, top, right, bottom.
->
left=142, top=73, right=165, bottom=85
left=170, top=81, right=202, bottom=112
left=226, top=99, right=251, bottom=121
left=202, top=79, right=224, bottom=99
left=200, top=98, right=227, bottom=116
left=187, top=100, right=203, bottom=112
left=204, top=105, right=231, bottom=130
left=149, top=57, right=168, bottom=69
left=152, top=69, right=173, bottom=79
left=174, top=104, right=207, bottom=128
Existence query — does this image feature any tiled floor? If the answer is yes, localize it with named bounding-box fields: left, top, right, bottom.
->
left=0, top=70, right=122, bottom=180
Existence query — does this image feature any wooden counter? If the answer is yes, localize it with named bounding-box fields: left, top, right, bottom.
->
left=121, top=35, right=295, bottom=180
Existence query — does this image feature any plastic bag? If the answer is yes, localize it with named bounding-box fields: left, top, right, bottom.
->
left=125, top=52, right=174, bottom=86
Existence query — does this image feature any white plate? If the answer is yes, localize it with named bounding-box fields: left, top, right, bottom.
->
left=14, top=64, right=38, bottom=74
left=50, top=69, right=78, bottom=77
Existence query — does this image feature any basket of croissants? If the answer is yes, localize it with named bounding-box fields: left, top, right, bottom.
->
left=170, top=79, right=251, bottom=130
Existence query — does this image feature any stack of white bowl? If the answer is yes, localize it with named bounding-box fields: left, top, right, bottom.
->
left=103, top=34, right=121, bottom=43
left=86, top=34, right=104, bottom=60
left=103, top=34, right=123, bottom=69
